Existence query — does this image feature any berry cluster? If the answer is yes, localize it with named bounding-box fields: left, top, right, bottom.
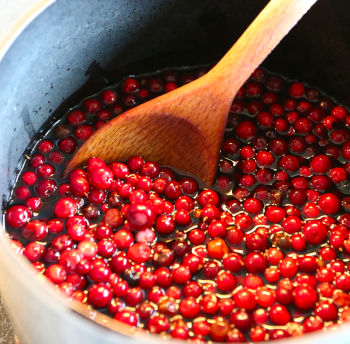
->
left=5, top=66, right=350, bottom=342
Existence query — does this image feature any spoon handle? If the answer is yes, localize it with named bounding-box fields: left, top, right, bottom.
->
left=207, top=0, right=318, bottom=98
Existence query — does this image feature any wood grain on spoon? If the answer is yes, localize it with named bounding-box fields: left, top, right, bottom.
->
left=66, top=0, right=317, bottom=185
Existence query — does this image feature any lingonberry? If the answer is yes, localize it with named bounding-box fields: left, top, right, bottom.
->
left=54, top=197, right=78, bottom=218
left=115, top=309, right=138, bottom=326
left=179, top=177, right=198, bottom=194
left=100, top=89, right=117, bottom=104
left=269, top=304, right=291, bottom=325
left=83, top=98, right=101, bottom=113
left=67, top=110, right=85, bottom=126
left=87, top=283, right=113, bottom=308
left=243, top=198, right=262, bottom=214
left=171, top=265, right=190, bottom=284
left=315, top=301, right=338, bottom=321
left=264, top=267, right=280, bottom=283
left=22, top=171, right=38, bottom=185
left=36, top=179, right=57, bottom=199
left=154, top=268, right=172, bottom=288
left=242, top=276, right=263, bottom=290
left=279, top=257, right=298, bottom=278
left=216, top=271, right=236, bottom=292
left=235, top=213, right=253, bottom=230
left=302, top=220, right=328, bottom=245
left=265, top=206, right=286, bottom=223
left=30, top=153, right=45, bottom=169
left=178, top=297, right=200, bottom=318
left=58, top=136, right=77, bottom=154
left=23, top=242, right=45, bottom=262
left=234, top=288, right=256, bottom=311
left=244, top=252, right=267, bottom=273
left=207, top=238, right=229, bottom=259
left=155, top=215, right=175, bottom=234
left=303, top=316, right=324, bottom=333
left=147, top=315, right=170, bottom=333
left=256, top=287, right=275, bottom=308
left=107, top=297, right=125, bottom=315
left=182, top=254, right=203, bottom=274
left=216, top=299, right=234, bottom=317
left=226, top=228, right=244, bottom=245
left=334, top=273, right=350, bottom=291
left=6, top=205, right=31, bottom=228
left=22, top=220, right=48, bottom=241
left=318, top=193, right=340, bottom=214
left=245, top=232, right=268, bottom=251
left=278, top=155, right=300, bottom=172
left=230, top=310, right=252, bottom=332
left=294, top=285, right=318, bottom=310
left=127, top=243, right=151, bottom=264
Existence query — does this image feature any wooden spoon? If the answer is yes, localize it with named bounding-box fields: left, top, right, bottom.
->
left=66, top=0, right=317, bottom=185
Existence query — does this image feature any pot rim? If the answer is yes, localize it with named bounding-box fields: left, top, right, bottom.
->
left=1, top=1, right=350, bottom=343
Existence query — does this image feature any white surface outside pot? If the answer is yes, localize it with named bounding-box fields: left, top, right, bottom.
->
left=0, top=0, right=54, bottom=60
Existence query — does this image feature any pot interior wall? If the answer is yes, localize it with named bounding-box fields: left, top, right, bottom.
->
left=1, top=0, right=350, bottom=212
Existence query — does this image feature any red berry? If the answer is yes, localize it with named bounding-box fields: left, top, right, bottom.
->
left=294, top=285, right=318, bottom=310
left=289, top=82, right=305, bottom=97
left=114, top=310, right=138, bottom=326
left=35, top=179, right=57, bottom=198
left=67, top=110, right=85, bottom=125
left=216, top=271, right=236, bottom=292
left=278, top=155, right=300, bottom=172
left=269, top=304, right=291, bottom=325
left=172, top=265, right=191, bottom=284
left=303, top=316, right=324, bottom=333
left=89, top=167, right=113, bottom=189
left=113, top=229, right=133, bottom=249
left=179, top=297, right=200, bottom=318
left=243, top=198, right=263, bottom=214
left=207, top=238, right=229, bottom=259
left=234, top=288, right=256, bottom=311
left=88, top=283, right=113, bottom=308
left=6, top=205, right=31, bottom=228
left=58, top=136, right=77, bottom=154
left=54, top=197, right=78, bottom=218
left=244, top=252, right=267, bottom=273
left=310, top=154, right=331, bottom=173
left=235, top=120, right=257, bottom=140
left=155, top=215, right=175, bottom=234
left=302, top=220, right=328, bottom=245
left=45, top=264, right=67, bottom=284
left=147, top=315, right=170, bottom=333
left=318, top=193, right=340, bottom=214
left=83, top=99, right=101, bottom=113
left=122, top=78, right=140, bottom=93
left=74, top=125, right=93, bottom=140
left=22, top=171, right=37, bottom=185
left=127, top=243, right=151, bottom=263
left=279, top=257, right=298, bottom=278
left=126, top=204, right=155, bottom=229
left=101, top=90, right=117, bottom=104
left=22, top=220, right=48, bottom=241
left=315, top=301, right=338, bottom=321
left=266, top=206, right=286, bottom=223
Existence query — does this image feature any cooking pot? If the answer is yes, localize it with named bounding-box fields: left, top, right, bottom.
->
left=1, top=0, right=350, bottom=343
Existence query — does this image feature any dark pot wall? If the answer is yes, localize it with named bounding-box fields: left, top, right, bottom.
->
left=0, top=0, right=350, bottom=209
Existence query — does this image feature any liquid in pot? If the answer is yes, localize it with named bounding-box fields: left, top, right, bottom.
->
left=4, top=66, right=350, bottom=342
